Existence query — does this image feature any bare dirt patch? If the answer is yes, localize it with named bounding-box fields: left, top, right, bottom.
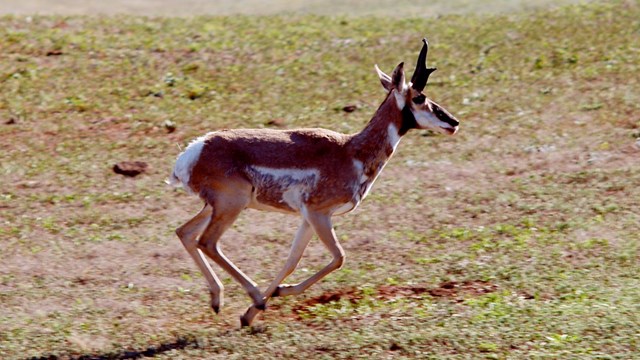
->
left=293, top=288, right=363, bottom=311
left=423, top=280, right=498, bottom=300
left=291, top=280, right=499, bottom=318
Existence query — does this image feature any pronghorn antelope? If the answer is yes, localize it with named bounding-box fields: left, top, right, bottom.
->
left=169, top=39, right=459, bottom=326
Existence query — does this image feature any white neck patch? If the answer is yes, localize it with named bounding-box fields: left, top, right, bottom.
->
left=387, top=123, right=402, bottom=153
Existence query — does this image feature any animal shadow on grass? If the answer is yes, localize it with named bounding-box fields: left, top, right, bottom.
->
left=27, top=336, right=198, bottom=360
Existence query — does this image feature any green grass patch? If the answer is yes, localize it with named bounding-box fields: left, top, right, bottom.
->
left=0, top=1, right=639, bottom=359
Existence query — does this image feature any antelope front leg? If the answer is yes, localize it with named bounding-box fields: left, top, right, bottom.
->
left=240, top=219, right=313, bottom=326
left=176, top=204, right=224, bottom=313
left=241, top=211, right=345, bottom=326
left=274, top=211, right=345, bottom=297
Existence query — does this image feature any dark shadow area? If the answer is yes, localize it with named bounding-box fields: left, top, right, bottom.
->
left=27, top=336, right=198, bottom=360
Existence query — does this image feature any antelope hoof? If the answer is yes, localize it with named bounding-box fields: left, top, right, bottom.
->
left=209, top=291, right=224, bottom=314
left=210, top=291, right=223, bottom=314
left=240, top=314, right=250, bottom=327
left=241, top=305, right=261, bottom=327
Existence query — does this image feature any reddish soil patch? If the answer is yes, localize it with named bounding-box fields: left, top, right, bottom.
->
left=425, top=280, right=498, bottom=300
left=291, top=288, right=363, bottom=314
left=291, top=280, right=498, bottom=318
left=376, top=285, right=429, bottom=299
left=377, top=280, right=498, bottom=302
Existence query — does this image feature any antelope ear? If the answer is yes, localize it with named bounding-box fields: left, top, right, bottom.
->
left=390, top=62, right=405, bottom=93
left=375, top=64, right=393, bottom=91
left=375, top=63, right=405, bottom=92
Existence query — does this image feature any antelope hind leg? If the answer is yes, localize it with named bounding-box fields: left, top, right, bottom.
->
left=197, top=193, right=266, bottom=311
left=176, top=204, right=225, bottom=313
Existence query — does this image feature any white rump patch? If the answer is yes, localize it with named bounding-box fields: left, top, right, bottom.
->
left=168, top=133, right=210, bottom=193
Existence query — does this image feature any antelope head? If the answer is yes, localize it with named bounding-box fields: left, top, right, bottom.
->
left=375, top=38, right=459, bottom=135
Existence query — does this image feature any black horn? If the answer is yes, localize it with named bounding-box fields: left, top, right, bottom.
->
left=410, top=38, right=437, bottom=92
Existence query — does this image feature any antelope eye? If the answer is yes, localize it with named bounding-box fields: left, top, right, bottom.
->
left=412, top=94, right=426, bottom=104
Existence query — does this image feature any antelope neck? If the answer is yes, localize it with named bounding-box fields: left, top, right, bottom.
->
left=348, top=92, right=415, bottom=179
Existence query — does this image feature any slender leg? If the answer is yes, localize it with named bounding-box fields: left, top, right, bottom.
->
left=275, top=211, right=345, bottom=297
left=176, top=204, right=224, bottom=313
left=240, top=219, right=313, bottom=326
left=197, top=196, right=265, bottom=310
left=264, top=219, right=314, bottom=298
left=241, top=211, right=345, bottom=326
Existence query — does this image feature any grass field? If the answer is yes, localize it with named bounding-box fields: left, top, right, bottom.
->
left=1, top=1, right=639, bottom=359
left=0, top=0, right=594, bottom=17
